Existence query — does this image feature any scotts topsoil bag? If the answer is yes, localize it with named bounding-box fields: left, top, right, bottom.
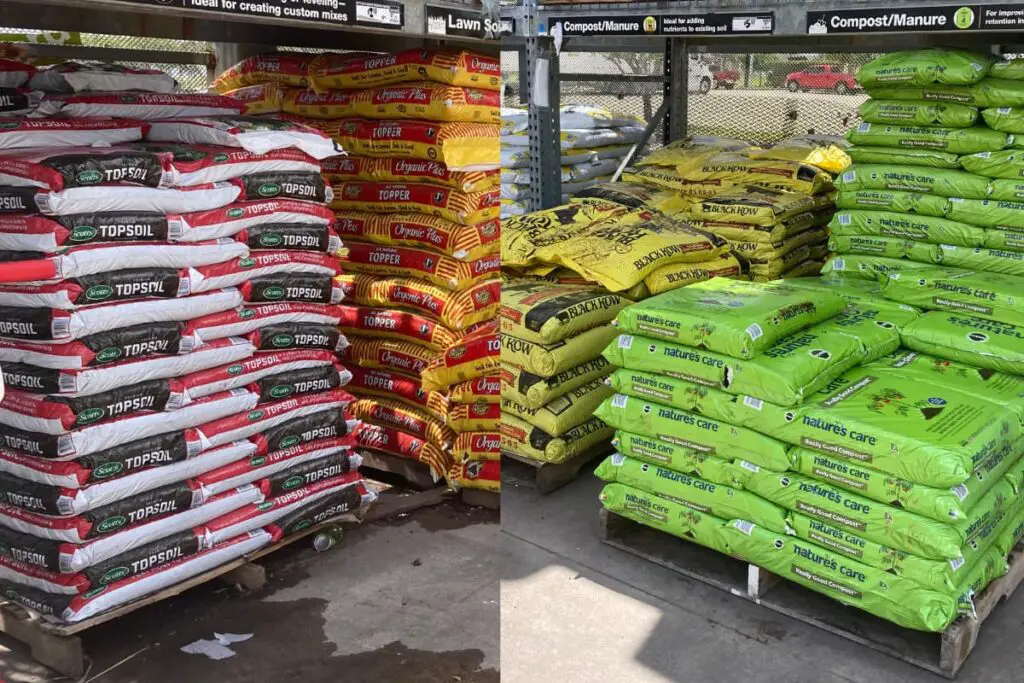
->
left=822, top=253, right=933, bottom=279
left=611, top=431, right=744, bottom=488
left=501, top=357, right=610, bottom=410
left=333, top=211, right=499, bottom=260
left=186, top=302, right=345, bottom=342
left=240, top=273, right=342, bottom=305
left=0, top=268, right=191, bottom=310
left=345, top=366, right=448, bottom=420
left=236, top=171, right=331, bottom=204
left=355, top=423, right=448, bottom=480
left=330, top=182, right=497, bottom=225
left=501, top=412, right=612, bottom=464
left=340, top=242, right=499, bottom=291
left=188, top=251, right=338, bottom=293
left=0, top=88, right=42, bottom=116
left=859, top=99, right=980, bottom=128
left=846, top=146, right=963, bottom=169
left=236, top=223, right=340, bottom=253
left=834, top=189, right=949, bottom=216
left=329, top=119, right=499, bottom=171
left=178, top=349, right=344, bottom=401
left=264, top=479, right=376, bottom=538
left=502, top=325, right=617, bottom=378
left=0, top=288, right=242, bottom=343
left=0, top=60, right=36, bottom=88
left=831, top=209, right=984, bottom=247
left=284, top=84, right=500, bottom=124
left=8, top=182, right=244, bottom=217
left=422, top=333, right=499, bottom=391
left=0, top=118, right=148, bottom=151
left=644, top=254, right=748, bottom=296
left=450, top=376, right=499, bottom=405
left=596, top=454, right=789, bottom=533
left=213, top=54, right=312, bottom=92
left=845, top=123, right=1009, bottom=155
left=836, top=165, right=991, bottom=199
left=901, top=312, right=1024, bottom=376
left=36, top=92, right=244, bottom=120
left=719, top=520, right=957, bottom=632
left=136, top=144, right=320, bottom=187
left=308, top=49, right=500, bottom=91
left=145, top=116, right=339, bottom=160
left=176, top=199, right=335, bottom=243
left=0, top=148, right=175, bottom=192
left=29, top=62, right=178, bottom=94
left=501, top=379, right=612, bottom=437
left=337, top=273, right=499, bottom=330
left=253, top=406, right=355, bottom=454
left=323, top=156, right=498, bottom=193
left=594, top=393, right=789, bottom=471
left=603, top=326, right=866, bottom=407
left=196, top=439, right=357, bottom=496
left=880, top=267, right=1024, bottom=325
left=857, top=49, right=993, bottom=88
left=731, top=368, right=1020, bottom=487
left=501, top=280, right=629, bottom=344
left=613, top=278, right=846, bottom=360
left=247, top=322, right=348, bottom=353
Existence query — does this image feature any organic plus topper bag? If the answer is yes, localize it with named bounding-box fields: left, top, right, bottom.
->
left=330, top=119, right=499, bottom=171
left=308, top=49, right=500, bottom=91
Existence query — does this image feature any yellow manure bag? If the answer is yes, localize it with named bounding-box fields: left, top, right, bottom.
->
left=322, top=156, right=498, bottom=193
left=691, top=210, right=827, bottom=243
left=331, top=182, right=498, bottom=225
left=449, top=375, right=501, bottom=404
left=448, top=403, right=501, bottom=432
left=620, top=167, right=736, bottom=197
left=636, top=136, right=752, bottom=169
left=422, top=333, right=500, bottom=392
left=680, top=152, right=835, bottom=195
left=336, top=273, right=500, bottom=330
left=749, top=245, right=813, bottom=280
left=213, top=54, right=314, bottom=91
left=340, top=242, right=500, bottom=291
left=501, top=357, right=612, bottom=409
left=692, top=187, right=819, bottom=226
left=500, top=378, right=613, bottom=436
left=334, top=210, right=499, bottom=260
left=644, top=253, right=748, bottom=294
left=308, top=49, right=501, bottom=91
left=501, top=280, right=630, bottom=344
left=351, top=397, right=455, bottom=447
left=502, top=200, right=628, bottom=268
left=729, top=228, right=828, bottom=262
left=283, top=84, right=500, bottom=123
left=222, top=83, right=287, bottom=115
left=329, top=119, right=499, bottom=171
left=502, top=325, right=618, bottom=377
left=501, top=413, right=613, bottom=464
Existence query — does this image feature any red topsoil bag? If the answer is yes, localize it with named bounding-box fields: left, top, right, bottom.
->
left=0, top=60, right=37, bottom=89
left=196, top=438, right=357, bottom=496
left=0, top=118, right=148, bottom=151
left=36, top=92, right=244, bottom=120
left=345, top=366, right=449, bottom=420
left=0, top=268, right=190, bottom=310
left=177, top=199, right=334, bottom=243
left=240, top=273, right=343, bottom=304
left=188, top=251, right=338, bottom=293
left=0, top=287, right=242, bottom=342
left=177, top=349, right=342, bottom=400
left=186, top=302, right=346, bottom=341
left=20, top=182, right=243, bottom=217
left=263, top=481, right=375, bottom=538
left=0, top=147, right=175, bottom=192
left=0, top=213, right=185, bottom=252
left=136, top=144, right=320, bottom=187
left=145, top=116, right=339, bottom=160
left=0, top=88, right=42, bottom=116
left=236, top=171, right=332, bottom=204
left=235, top=223, right=341, bottom=253
left=253, top=364, right=350, bottom=403
left=247, top=322, right=348, bottom=353
left=0, top=336, right=252, bottom=397
left=29, top=62, right=178, bottom=94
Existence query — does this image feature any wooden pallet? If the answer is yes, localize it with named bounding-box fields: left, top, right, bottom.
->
left=599, top=509, right=1024, bottom=679
left=503, top=444, right=612, bottom=494
left=460, top=488, right=500, bottom=510
left=0, top=485, right=448, bottom=678
left=359, top=449, right=438, bottom=490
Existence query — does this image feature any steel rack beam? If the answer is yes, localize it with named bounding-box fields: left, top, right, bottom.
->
left=523, top=0, right=562, bottom=211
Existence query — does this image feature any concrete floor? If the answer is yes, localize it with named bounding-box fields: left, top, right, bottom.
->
left=0, top=499, right=499, bottom=683
left=501, top=460, right=1024, bottom=683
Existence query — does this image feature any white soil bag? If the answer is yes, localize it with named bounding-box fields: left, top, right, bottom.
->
left=186, top=302, right=346, bottom=341
left=145, top=116, right=340, bottom=160
left=0, top=147, right=175, bottom=191
left=175, top=199, right=334, bottom=242
left=36, top=92, right=244, bottom=120
left=0, top=118, right=147, bottom=151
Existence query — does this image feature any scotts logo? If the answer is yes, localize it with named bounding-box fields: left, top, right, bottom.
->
left=263, top=286, right=286, bottom=300
left=270, top=385, right=293, bottom=399
left=96, top=515, right=128, bottom=534
left=96, top=347, right=122, bottom=363
left=272, top=334, right=294, bottom=347
left=214, top=153, right=230, bottom=162
left=84, top=586, right=109, bottom=599
left=239, top=309, right=256, bottom=319
left=93, top=461, right=125, bottom=479
left=968, top=332, right=989, bottom=343
left=0, top=121, right=21, bottom=130
left=292, top=519, right=314, bottom=532
left=250, top=456, right=267, bottom=467
left=86, top=285, right=114, bottom=301
left=77, top=408, right=106, bottom=425
left=279, top=435, right=300, bottom=449
left=228, top=208, right=245, bottom=218
left=259, top=233, right=284, bottom=247
left=100, top=566, right=130, bottom=585
left=76, top=170, right=103, bottom=185
left=283, top=475, right=305, bottom=490
left=258, top=183, right=282, bottom=197
left=248, top=410, right=265, bottom=422
left=257, top=501, right=275, bottom=512
left=239, top=258, right=257, bottom=268
left=227, top=364, right=244, bottom=376
left=70, top=225, right=98, bottom=242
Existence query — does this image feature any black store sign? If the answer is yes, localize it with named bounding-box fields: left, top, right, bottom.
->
left=426, top=5, right=502, bottom=39
left=113, top=0, right=405, bottom=29
left=554, top=13, right=774, bottom=37
left=808, top=5, right=1024, bottom=34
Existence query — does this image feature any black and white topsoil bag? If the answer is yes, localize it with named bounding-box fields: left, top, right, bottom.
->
left=134, top=144, right=320, bottom=186
left=175, top=199, right=334, bottom=243
left=0, top=88, right=43, bottom=116
left=196, top=438, right=358, bottom=496
left=0, top=60, right=37, bottom=89
left=0, top=118, right=148, bottom=151
left=186, top=302, right=346, bottom=342
left=37, top=93, right=244, bottom=120
left=0, top=147, right=175, bottom=192
left=236, top=171, right=333, bottom=204
left=251, top=406, right=357, bottom=454
left=18, top=182, right=243, bottom=216
left=177, top=348, right=344, bottom=400
left=247, top=322, right=348, bottom=353
left=0, top=213, right=184, bottom=252
left=0, top=268, right=191, bottom=310
left=241, top=273, right=343, bottom=304
left=187, top=251, right=339, bottom=293
left=144, top=116, right=339, bottom=160
left=29, top=63, right=178, bottom=94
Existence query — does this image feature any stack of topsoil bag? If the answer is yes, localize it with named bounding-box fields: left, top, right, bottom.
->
left=500, top=105, right=646, bottom=217
left=255, top=49, right=503, bottom=491
left=0, top=59, right=374, bottom=623
left=825, top=48, right=1024, bottom=281
left=593, top=277, right=1024, bottom=632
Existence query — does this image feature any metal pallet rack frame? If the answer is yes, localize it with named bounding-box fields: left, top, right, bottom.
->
left=502, top=0, right=1024, bottom=212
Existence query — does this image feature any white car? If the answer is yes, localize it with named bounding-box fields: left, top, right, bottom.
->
left=688, top=56, right=714, bottom=95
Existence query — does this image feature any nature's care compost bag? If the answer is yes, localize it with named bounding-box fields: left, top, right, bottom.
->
left=500, top=378, right=612, bottom=436
left=599, top=483, right=732, bottom=555
left=960, top=149, right=1024, bottom=179
left=845, top=124, right=1008, bottom=155
left=933, top=244, right=1024, bottom=277
left=613, top=278, right=846, bottom=360
left=719, top=521, right=958, bottom=632
left=501, top=357, right=611, bottom=410
left=836, top=165, right=991, bottom=199
left=816, top=303, right=920, bottom=362
left=678, top=153, right=834, bottom=195
left=501, top=200, right=629, bottom=268
left=606, top=368, right=747, bottom=426
left=501, top=412, right=611, bottom=464
left=945, top=197, right=1024, bottom=230
left=846, top=146, right=963, bottom=169
left=902, top=312, right=1024, bottom=376
left=822, top=253, right=934, bottom=280
left=730, top=369, right=1020, bottom=487
left=880, top=267, right=1024, bottom=325
left=595, top=454, right=790, bottom=534
left=987, top=179, right=1024, bottom=201
left=690, top=187, right=818, bottom=226
left=612, top=431, right=745, bottom=488
left=784, top=275, right=921, bottom=314
left=857, top=49, right=994, bottom=88
left=827, top=234, right=939, bottom=262
left=981, top=107, right=1024, bottom=135
left=830, top=209, right=985, bottom=247
left=500, top=280, right=629, bottom=344
left=992, top=59, right=1024, bottom=81
left=644, top=254, right=749, bottom=295
left=859, top=100, right=980, bottom=128
left=502, top=325, right=617, bottom=378
left=835, top=189, right=949, bottom=217
left=867, top=79, right=1024, bottom=109
left=593, top=393, right=791, bottom=471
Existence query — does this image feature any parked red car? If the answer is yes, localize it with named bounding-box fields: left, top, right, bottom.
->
left=713, top=67, right=739, bottom=89
left=785, top=64, right=858, bottom=94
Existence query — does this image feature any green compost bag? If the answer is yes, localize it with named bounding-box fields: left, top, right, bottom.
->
left=598, top=482, right=732, bottom=555
left=785, top=275, right=922, bottom=315
left=612, top=278, right=847, bottom=360
left=984, top=106, right=1024, bottom=133
left=986, top=179, right=1024, bottom=201
left=945, top=197, right=1024, bottom=229
left=846, top=146, right=963, bottom=169
left=828, top=234, right=940, bottom=262
left=501, top=357, right=611, bottom=410
left=830, top=209, right=985, bottom=247
left=822, top=253, right=934, bottom=280
left=593, top=393, right=790, bottom=471
left=845, top=123, right=1008, bottom=155
left=902, top=311, right=1024, bottom=375
left=816, top=302, right=921, bottom=362
left=859, top=99, right=980, bottom=128
left=836, top=164, right=991, bottom=198
left=602, top=326, right=866, bottom=407
left=835, top=189, right=949, bottom=216
left=857, top=49, right=994, bottom=89
left=612, top=431, right=746, bottom=488
left=595, top=454, right=790, bottom=533
left=992, top=59, right=1024, bottom=81
left=605, top=368, right=745, bottom=425
left=879, top=267, right=1024, bottom=326
left=956, top=546, right=1009, bottom=617
left=719, top=520, right=957, bottom=632
left=995, top=499, right=1024, bottom=555
left=500, top=378, right=612, bottom=437
left=960, top=149, right=1024, bottom=179
left=867, top=79, right=1024, bottom=108
left=730, top=368, right=1021, bottom=487
left=934, top=244, right=1024, bottom=277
